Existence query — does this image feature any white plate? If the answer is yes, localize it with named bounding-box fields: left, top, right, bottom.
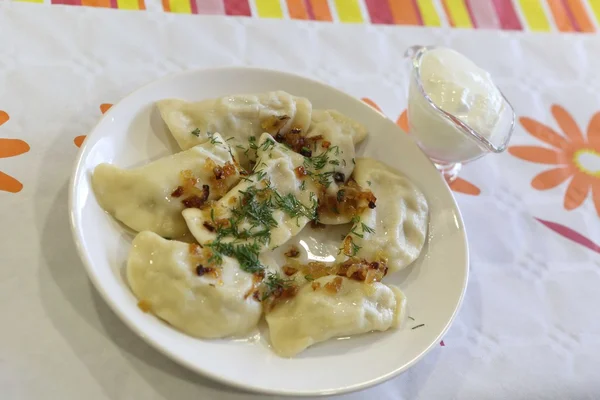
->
left=69, top=67, right=468, bottom=396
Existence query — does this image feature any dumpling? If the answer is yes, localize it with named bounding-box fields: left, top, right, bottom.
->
left=299, top=109, right=373, bottom=224
left=309, top=109, right=368, bottom=145
left=339, top=158, right=429, bottom=273
left=266, top=275, right=406, bottom=357
left=127, top=231, right=267, bottom=338
left=183, top=132, right=319, bottom=251
left=157, top=91, right=312, bottom=167
left=304, top=110, right=356, bottom=196
left=92, top=133, right=241, bottom=238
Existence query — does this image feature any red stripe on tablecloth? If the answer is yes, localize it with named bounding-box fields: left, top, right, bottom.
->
left=190, top=0, right=199, bottom=13
left=364, top=0, right=393, bottom=24
left=224, top=0, right=251, bottom=16
left=110, top=0, right=117, bottom=8
left=491, top=0, right=523, bottom=30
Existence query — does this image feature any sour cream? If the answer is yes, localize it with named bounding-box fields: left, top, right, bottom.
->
left=408, top=47, right=505, bottom=163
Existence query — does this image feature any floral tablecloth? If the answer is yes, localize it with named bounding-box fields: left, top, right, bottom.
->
left=1, top=2, right=600, bottom=399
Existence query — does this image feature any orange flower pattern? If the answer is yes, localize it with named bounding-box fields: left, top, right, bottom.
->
left=0, top=111, right=30, bottom=193
left=361, top=98, right=481, bottom=196
left=509, top=105, right=600, bottom=216
left=74, top=103, right=113, bottom=148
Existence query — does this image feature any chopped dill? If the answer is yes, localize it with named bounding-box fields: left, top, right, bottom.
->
left=261, top=272, right=295, bottom=300
left=412, top=324, right=425, bottom=330
left=207, top=241, right=263, bottom=274
left=300, top=179, right=306, bottom=191
left=313, top=171, right=335, bottom=188
left=361, top=223, right=375, bottom=234
left=254, top=170, right=268, bottom=181
left=349, top=216, right=375, bottom=238
left=208, top=132, right=221, bottom=145
left=244, top=136, right=258, bottom=157
left=350, top=226, right=364, bottom=238
left=272, top=191, right=318, bottom=223
left=191, top=128, right=201, bottom=137
left=260, top=138, right=276, bottom=151
left=304, top=275, right=314, bottom=281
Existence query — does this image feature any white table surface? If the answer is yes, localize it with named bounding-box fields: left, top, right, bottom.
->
left=1, top=3, right=600, bottom=399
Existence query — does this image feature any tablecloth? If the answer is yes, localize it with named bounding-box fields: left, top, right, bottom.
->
left=5, top=0, right=600, bottom=33
left=1, top=2, right=600, bottom=399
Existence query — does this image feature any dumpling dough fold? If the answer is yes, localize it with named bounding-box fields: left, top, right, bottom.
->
left=340, top=158, right=429, bottom=272
left=127, top=231, right=265, bottom=338
left=157, top=91, right=312, bottom=167
left=92, top=133, right=240, bottom=238
left=266, top=275, right=406, bottom=357
left=183, top=132, right=319, bottom=250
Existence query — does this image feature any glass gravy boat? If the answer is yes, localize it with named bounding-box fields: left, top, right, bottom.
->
left=405, top=45, right=516, bottom=181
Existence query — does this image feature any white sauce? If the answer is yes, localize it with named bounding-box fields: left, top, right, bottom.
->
left=408, top=47, right=505, bottom=163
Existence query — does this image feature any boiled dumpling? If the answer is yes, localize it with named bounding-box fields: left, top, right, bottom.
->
left=157, top=91, right=312, bottom=167
left=309, top=109, right=368, bottom=145
left=266, top=275, right=406, bottom=357
left=92, top=133, right=241, bottom=238
left=339, top=158, right=429, bottom=273
left=127, top=231, right=268, bottom=338
left=304, top=110, right=356, bottom=196
left=304, top=109, right=371, bottom=224
left=183, top=132, right=319, bottom=250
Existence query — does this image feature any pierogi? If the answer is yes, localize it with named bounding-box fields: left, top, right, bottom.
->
left=92, top=134, right=240, bottom=238
left=127, top=231, right=270, bottom=338
left=183, top=132, right=319, bottom=251
left=339, top=158, right=429, bottom=273
left=266, top=275, right=407, bottom=357
left=157, top=91, right=312, bottom=167
left=92, top=91, right=430, bottom=358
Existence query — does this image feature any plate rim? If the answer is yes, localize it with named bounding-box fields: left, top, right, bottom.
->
left=68, top=66, right=470, bottom=397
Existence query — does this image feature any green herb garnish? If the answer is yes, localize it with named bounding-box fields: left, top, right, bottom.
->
left=261, top=272, right=295, bottom=300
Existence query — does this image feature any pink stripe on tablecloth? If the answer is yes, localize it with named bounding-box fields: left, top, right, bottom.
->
left=197, top=0, right=225, bottom=14
left=536, top=218, right=600, bottom=254
left=466, top=0, right=500, bottom=28
left=364, top=0, right=394, bottom=24
left=491, top=0, right=523, bottom=30
left=224, top=0, right=251, bottom=15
